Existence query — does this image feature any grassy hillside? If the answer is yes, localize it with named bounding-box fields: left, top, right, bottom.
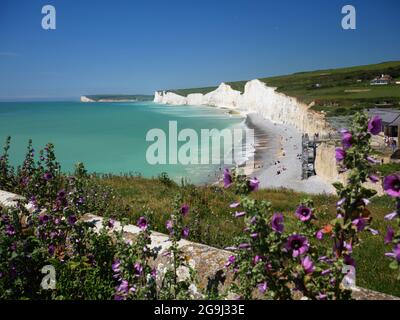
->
left=84, top=94, right=153, bottom=102
left=98, top=174, right=400, bottom=297
left=169, top=61, right=400, bottom=117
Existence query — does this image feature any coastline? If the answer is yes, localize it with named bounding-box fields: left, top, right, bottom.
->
left=213, top=111, right=335, bottom=195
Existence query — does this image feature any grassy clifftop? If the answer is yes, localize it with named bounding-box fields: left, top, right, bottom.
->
left=169, top=61, right=400, bottom=117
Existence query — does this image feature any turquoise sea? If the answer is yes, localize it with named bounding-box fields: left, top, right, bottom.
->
left=0, top=101, right=246, bottom=184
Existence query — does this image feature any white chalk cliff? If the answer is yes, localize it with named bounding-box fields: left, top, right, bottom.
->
left=154, top=80, right=331, bottom=135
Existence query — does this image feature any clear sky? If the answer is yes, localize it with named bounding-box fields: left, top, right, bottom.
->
left=0, top=0, right=399, bottom=100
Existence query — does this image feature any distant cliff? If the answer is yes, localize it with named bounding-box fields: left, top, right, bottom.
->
left=154, top=80, right=332, bottom=135
left=81, top=95, right=153, bottom=103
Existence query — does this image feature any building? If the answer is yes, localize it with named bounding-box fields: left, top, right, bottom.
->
left=370, top=74, right=393, bottom=85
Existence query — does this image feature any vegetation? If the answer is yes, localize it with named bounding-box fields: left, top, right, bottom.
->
left=169, top=61, right=400, bottom=117
left=84, top=94, right=153, bottom=102
left=1, top=112, right=400, bottom=299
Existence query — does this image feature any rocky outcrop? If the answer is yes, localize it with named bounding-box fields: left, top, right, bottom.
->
left=155, top=80, right=331, bottom=135
left=315, top=143, right=384, bottom=196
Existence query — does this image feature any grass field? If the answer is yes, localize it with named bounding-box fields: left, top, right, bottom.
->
left=169, top=61, right=400, bottom=117
left=97, top=174, right=400, bottom=297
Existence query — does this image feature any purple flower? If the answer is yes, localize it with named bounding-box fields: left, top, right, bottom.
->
left=238, top=243, right=251, bottom=250
left=257, top=282, right=268, bottom=294
left=180, top=204, right=189, bottom=217
left=335, top=148, right=346, bottom=162
left=166, top=220, right=173, bottom=232
left=321, top=269, right=331, bottom=276
left=68, top=215, right=77, bottom=225
left=249, top=177, right=259, bottom=192
left=344, top=255, right=356, bottom=267
left=250, top=232, right=259, bottom=239
left=285, top=234, right=309, bottom=257
left=5, top=225, right=15, bottom=236
left=367, top=228, right=379, bottom=236
left=253, top=255, right=262, bottom=264
left=39, top=214, right=50, bottom=224
left=112, top=260, right=121, bottom=274
left=117, top=280, right=129, bottom=294
left=336, top=198, right=346, bottom=207
left=385, top=226, right=395, bottom=244
left=107, top=219, right=115, bottom=228
left=223, top=168, right=233, bottom=188
left=48, top=244, right=55, bottom=256
left=230, top=202, right=240, bottom=208
left=317, top=293, right=328, bottom=300
left=366, top=156, right=379, bottom=164
left=225, top=255, right=236, bottom=267
left=235, top=211, right=246, bottom=218
left=341, top=129, right=353, bottom=149
left=271, top=212, right=284, bottom=233
left=316, top=229, right=324, bottom=240
left=383, top=174, right=400, bottom=197
left=352, top=218, right=367, bottom=232
left=43, top=172, right=53, bottom=181
left=301, top=256, right=315, bottom=274
left=137, top=217, right=148, bottom=230
left=133, top=262, right=143, bottom=276
left=385, top=244, right=400, bottom=262
left=368, top=116, right=382, bottom=135
left=182, top=227, right=189, bottom=238
left=57, top=190, right=66, bottom=199
left=295, top=205, right=312, bottom=222
left=385, top=211, right=398, bottom=220
left=369, top=174, right=379, bottom=183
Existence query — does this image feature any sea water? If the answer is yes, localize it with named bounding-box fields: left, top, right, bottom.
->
left=0, top=101, right=248, bottom=184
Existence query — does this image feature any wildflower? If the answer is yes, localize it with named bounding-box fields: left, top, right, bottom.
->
left=225, top=255, right=236, bottom=268
left=43, top=172, right=53, bottom=181
left=385, top=244, right=400, bottom=262
left=235, top=211, right=246, bottom=218
left=257, top=282, right=268, bottom=294
left=249, top=177, right=259, bottom=191
left=344, top=255, right=356, bottom=267
left=182, top=227, right=189, bottom=238
left=107, top=219, right=115, bottom=228
left=238, top=243, right=251, bottom=250
left=366, top=156, right=379, bottom=164
left=295, top=205, right=312, bottom=222
left=271, top=212, right=284, bottom=233
left=352, top=218, right=367, bottom=232
left=5, top=225, right=15, bottom=236
left=39, top=214, right=50, bottom=224
left=57, top=190, right=66, bottom=199
left=335, top=148, right=346, bottom=162
left=134, top=262, right=143, bottom=276
left=317, top=293, right=328, bottom=300
left=223, top=168, right=233, bottom=188
left=112, top=260, right=121, bottom=274
left=253, top=255, right=262, bottom=264
left=385, top=211, right=398, bottom=220
left=180, top=203, right=189, bottom=217
left=301, top=256, right=315, bottom=274
left=229, top=202, right=240, bottom=208
left=48, top=244, right=55, bottom=256
left=285, top=234, right=309, bottom=257
left=321, top=269, right=331, bottom=276
left=369, top=174, right=379, bottom=183
left=341, top=129, right=353, bottom=149
left=367, top=228, right=379, bottom=235
left=385, top=226, right=395, bottom=244
left=166, top=220, right=173, bottom=232
left=336, top=198, right=346, bottom=207
left=250, top=232, right=259, bottom=239
left=316, top=230, right=324, bottom=240
left=383, top=174, right=400, bottom=197
left=67, top=215, right=77, bottom=225
left=137, top=217, right=148, bottom=230
left=368, top=116, right=382, bottom=135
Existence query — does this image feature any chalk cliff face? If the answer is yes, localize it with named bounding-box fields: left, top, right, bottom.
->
left=80, top=96, right=95, bottom=102
left=154, top=80, right=331, bottom=135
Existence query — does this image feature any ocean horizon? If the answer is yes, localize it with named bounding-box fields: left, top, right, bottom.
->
left=0, top=101, right=247, bottom=184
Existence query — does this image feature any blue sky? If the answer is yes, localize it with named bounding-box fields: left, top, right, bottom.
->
left=0, top=0, right=399, bottom=100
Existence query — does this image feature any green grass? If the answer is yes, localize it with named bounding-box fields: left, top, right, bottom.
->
left=375, top=163, right=400, bottom=176
left=97, top=175, right=400, bottom=297
left=168, top=61, right=400, bottom=117
left=84, top=94, right=153, bottom=102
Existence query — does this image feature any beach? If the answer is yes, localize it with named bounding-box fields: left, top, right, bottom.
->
left=239, top=113, right=335, bottom=195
